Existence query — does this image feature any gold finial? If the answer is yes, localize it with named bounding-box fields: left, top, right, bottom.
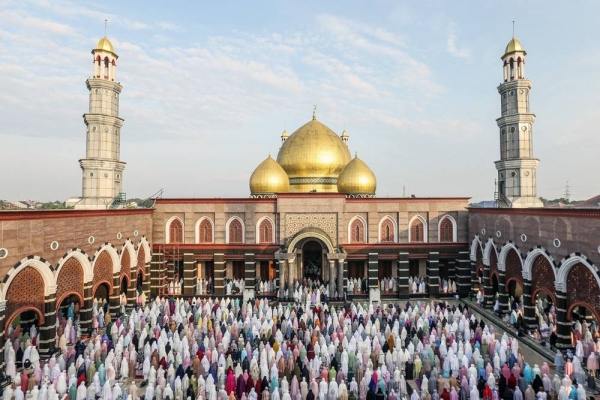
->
left=312, top=105, right=317, bottom=120
left=105, top=19, right=108, bottom=37
left=355, top=151, right=358, bottom=158
left=268, top=151, right=271, bottom=158
left=512, top=20, right=515, bottom=37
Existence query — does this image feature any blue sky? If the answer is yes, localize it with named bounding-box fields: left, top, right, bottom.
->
left=1, top=0, right=599, bottom=202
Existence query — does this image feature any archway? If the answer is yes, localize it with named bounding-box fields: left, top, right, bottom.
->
left=507, top=278, right=523, bottom=301
left=121, top=275, right=129, bottom=306
left=491, top=273, right=499, bottom=302
left=302, top=240, right=323, bottom=281
left=137, top=271, right=144, bottom=293
left=95, top=282, right=110, bottom=304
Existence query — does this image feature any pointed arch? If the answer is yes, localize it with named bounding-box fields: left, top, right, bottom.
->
left=557, top=254, right=599, bottom=292
left=166, top=216, right=184, bottom=244
left=226, top=216, right=245, bottom=244
left=408, top=215, right=428, bottom=243
left=0, top=256, right=56, bottom=302
left=256, top=216, right=275, bottom=244
left=497, top=242, right=522, bottom=272
left=378, top=215, right=397, bottom=243
left=523, top=247, right=556, bottom=281
left=120, top=240, right=136, bottom=282
left=137, top=236, right=152, bottom=264
left=438, top=215, right=457, bottom=243
left=195, top=216, right=214, bottom=244
left=348, top=216, right=367, bottom=244
left=56, top=248, right=93, bottom=283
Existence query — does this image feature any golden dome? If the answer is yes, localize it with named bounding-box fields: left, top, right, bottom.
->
left=504, top=37, right=526, bottom=56
left=95, top=36, right=116, bottom=54
left=276, top=118, right=351, bottom=192
left=337, top=154, right=377, bottom=195
left=249, top=155, right=290, bottom=195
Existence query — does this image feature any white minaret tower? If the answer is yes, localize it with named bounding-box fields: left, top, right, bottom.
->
left=494, top=36, right=543, bottom=208
left=75, top=35, right=126, bottom=209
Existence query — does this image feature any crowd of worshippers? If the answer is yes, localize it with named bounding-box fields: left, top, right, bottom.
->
left=5, top=293, right=600, bottom=400
left=195, top=278, right=215, bottom=296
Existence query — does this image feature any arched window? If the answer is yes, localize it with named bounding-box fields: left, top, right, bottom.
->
left=258, top=219, right=274, bottom=244
left=349, top=218, right=365, bottom=243
left=410, top=218, right=425, bottom=243
left=509, top=58, right=514, bottom=80
left=168, top=218, right=183, bottom=244
left=380, top=218, right=395, bottom=243
left=228, top=219, right=243, bottom=244
left=517, top=57, right=522, bottom=79
left=104, top=57, right=109, bottom=79
left=199, top=218, right=213, bottom=243
left=439, top=217, right=454, bottom=242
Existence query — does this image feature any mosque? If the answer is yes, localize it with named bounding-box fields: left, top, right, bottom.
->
left=0, top=32, right=599, bottom=376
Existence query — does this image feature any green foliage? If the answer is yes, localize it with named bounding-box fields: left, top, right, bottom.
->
left=127, top=197, right=155, bottom=208
left=538, top=197, right=581, bottom=205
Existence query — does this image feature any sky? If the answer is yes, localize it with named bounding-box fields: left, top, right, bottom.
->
left=1, top=0, right=600, bottom=203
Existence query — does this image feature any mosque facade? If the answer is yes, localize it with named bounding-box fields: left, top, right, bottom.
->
left=0, top=32, right=598, bottom=375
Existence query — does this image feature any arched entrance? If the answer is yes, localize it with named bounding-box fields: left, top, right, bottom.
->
left=95, top=282, right=110, bottom=304
left=507, top=278, right=523, bottom=299
left=302, top=240, right=323, bottom=281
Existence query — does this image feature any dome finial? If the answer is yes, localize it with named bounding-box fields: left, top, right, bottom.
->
left=312, top=105, right=317, bottom=120
left=105, top=19, right=108, bottom=37
left=512, top=20, right=515, bottom=38
left=355, top=151, right=358, bottom=158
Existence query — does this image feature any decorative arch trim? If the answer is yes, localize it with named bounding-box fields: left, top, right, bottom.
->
left=92, top=280, right=113, bottom=296
left=557, top=254, right=599, bottom=292
left=523, top=246, right=556, bottom=281
left=470, top=235, right=483, bottom=261
left=498, top=241, right=522, bottom=272
left=195, top=216, right=215, bottom=244
left=56, top=291, right=84, bottom=309
left=165, top=216, right=184, bottom=244
left=566, top=301, right=600, bottom=323
left=5, top=307, right=45, bottom=331
left=377, top=215, right=398, bottom=243
left=408, top=215, right=428, bottom=243
left=225, top=216, right=245, bottom=244
left=56, top=248, right=93, bottom=283
left=531, top=288, right=556, bottom=306
left=287, top=228, right=335, bottom=254
left=438, top=214, right=457, bottom=243
left=256, top=216, right=276, bottom=244
left=0, top=256, right=56, bottom=301
left=348, top=216, right=367, bottom=244
left=483, top=238, right=498, bottom=267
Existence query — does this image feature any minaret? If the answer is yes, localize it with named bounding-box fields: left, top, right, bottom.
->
left=340, top=129, right=349, bottom=147
left=494, top=36, right=543, bottom=208
left=75, top=36, right=126, bottom=209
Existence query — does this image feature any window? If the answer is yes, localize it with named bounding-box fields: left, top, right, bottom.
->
left=411, top=218, right=424, bottom=243
left=258, top=219, right=273, bottom=243
left=199, top=219, right=213, bottom=243
left=228, top=219, right=243, bottom=244
left=380, top=218, right=395, bottom=243
left=350, top=218, right=365, bottom=243
left=439, top=217, right=454, bottom=242
left=169, top=218, right=183, bottom=244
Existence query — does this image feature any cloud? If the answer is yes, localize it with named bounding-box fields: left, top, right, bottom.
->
left=156, top=21, right=184, bottom=32
left=446, top=27, right=471, bottom=59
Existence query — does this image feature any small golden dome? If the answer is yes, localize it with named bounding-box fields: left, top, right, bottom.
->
left=281, top=129, right=288, bottom=138
left=277, top=119, right=351, bottom=192
left=337, top=153, right=377, bottom=195
left=341, top=129, right=349, bottom=138
left=96, top=36, right=116, bottom=54
left=249, top=155, right=290, bottom=195
left=504, top=37, right=526, bottom=56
